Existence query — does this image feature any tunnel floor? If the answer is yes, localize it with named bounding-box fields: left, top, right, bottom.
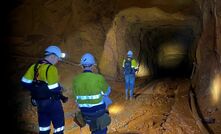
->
left=19, top=78, right=203, bottom=134
left=18, top=78, right=204, bottom=134
left=59, top=78, right=201, bottom=134
left=18, top=77, right=221, bottom=134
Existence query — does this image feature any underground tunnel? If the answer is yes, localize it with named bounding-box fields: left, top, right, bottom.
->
left=3, top=0, right=221, bottom=134
left=132, top=26, right=195, bottom=79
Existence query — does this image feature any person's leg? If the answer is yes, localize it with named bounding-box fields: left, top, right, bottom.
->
left=92, top=127, right=107, bottom=134
left=51, top=100, right=65, bottom=134
left=129, top=74, right=135, bottom=100
left=125, top=75, right=130, bottom=100
left=37, top=100, right=51, bottom=134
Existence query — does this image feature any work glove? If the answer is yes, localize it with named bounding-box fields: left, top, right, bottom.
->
left=31, top=97, right=37, bottom=107
left=58, top=85, right=68, bottom=103
left=60, top=94, right=68, bottom=103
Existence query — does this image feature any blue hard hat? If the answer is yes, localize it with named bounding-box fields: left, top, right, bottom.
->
left=80, top=53, right=96, bottom=66
left=127, top=50, right=133, bottom=57
left=45, top=45, right=65, bottom=59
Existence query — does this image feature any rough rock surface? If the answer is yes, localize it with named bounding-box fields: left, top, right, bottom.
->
left=3, top=0, right=221, bottom=133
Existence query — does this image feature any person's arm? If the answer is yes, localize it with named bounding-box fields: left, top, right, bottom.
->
left=21, top=64, right=35, bottom=91
left=99, top=75, right=112, bottom=108
left=100, top=75, right=111, bottom=96
left=122, top=59, right=125, bottom=74
left=122, top=59, right=125, bottom=68
left=47, top=65, right=62, bottom=92
left=47, top=65, right=68, bottom=102
left=72, top=78, right=77, bottom=101
left=21, top=77, right=33, bottom=90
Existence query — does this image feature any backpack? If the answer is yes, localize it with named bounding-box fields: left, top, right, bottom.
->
left=30, top=63, right=52, bottom=100
left=124, top=59, right=133, bottom=75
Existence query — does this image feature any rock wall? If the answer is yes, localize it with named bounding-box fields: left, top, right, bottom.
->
left=4, top=0, right=221, bottom=133
left=7, top=0, right=199, bottom=84
left=192, top=0, right=221, bottom=132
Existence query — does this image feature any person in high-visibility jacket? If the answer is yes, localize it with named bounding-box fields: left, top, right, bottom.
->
left=122, top=50, right=138, bottom=100
left=72, top=53, right=111, bottom=134
left=21, top=45, right=68, bottom=134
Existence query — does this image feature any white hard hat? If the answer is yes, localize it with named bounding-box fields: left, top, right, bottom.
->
left=127, top=50, right=133, bottom=58
left=80, top=53, right=96, bottom=66
left=45, top=45, right=66, bottom=59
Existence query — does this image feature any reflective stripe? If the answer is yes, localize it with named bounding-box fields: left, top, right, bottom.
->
left=102, top=86, right=111, bottom=96
left=39, top=126, right=50, bottom=131
left=54, top=126, right=64, bottom=133
left=78, top=100, right=104, bottom=108
left=21, top=77, right=33, bottom=83
left=48, top=83, right=59, bottom=90
left=76, top=94, right=101, bottom=100
left=131, top=65, right=138, bottom=69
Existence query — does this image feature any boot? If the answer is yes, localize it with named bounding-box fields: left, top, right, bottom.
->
left=129, top=96, right=134, bottom=101
left=125, top=96, right=128, bottom=100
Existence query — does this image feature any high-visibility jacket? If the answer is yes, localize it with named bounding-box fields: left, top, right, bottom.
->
left=72, top=71, right=110, bottom=108
left=21, top=60, right=61, bottom=94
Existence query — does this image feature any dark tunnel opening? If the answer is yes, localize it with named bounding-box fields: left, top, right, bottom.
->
left=138, top=26, right=195, bottom=79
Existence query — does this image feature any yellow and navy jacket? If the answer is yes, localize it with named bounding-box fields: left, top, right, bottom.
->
left=21, top=60, right=61, bottom=95
left=72, top=70, right=111, bottom=108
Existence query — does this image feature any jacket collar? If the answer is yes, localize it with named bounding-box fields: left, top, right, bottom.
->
left=38, top=59, right=52, bottom=65
left=83, top=70, right=92, bottom=73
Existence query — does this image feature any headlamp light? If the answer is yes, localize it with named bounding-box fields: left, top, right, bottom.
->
left=61, top=53, right=66, bottom=58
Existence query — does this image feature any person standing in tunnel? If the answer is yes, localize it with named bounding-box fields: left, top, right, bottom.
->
left=122, top=50, right=139, bottom=100
left=72, top=53, right=111, bottom=134
left=21, top=45, right=68, bottom=134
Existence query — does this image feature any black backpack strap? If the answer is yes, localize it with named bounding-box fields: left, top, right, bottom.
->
left=33, top=62, right=51, bottom=81
left=125, top=58, right=132, bottom=64
left=46, top=64, right=51, bottom=80
left=124, top=58, right=129, bottom=65
left=33, top=63, right=40, bottom=81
